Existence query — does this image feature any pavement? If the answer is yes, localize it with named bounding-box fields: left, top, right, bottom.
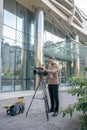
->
left=0, top=90, right=80, bottom=130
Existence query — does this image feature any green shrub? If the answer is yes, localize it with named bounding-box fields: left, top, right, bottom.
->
left=61, top=74, right=87, bottom=130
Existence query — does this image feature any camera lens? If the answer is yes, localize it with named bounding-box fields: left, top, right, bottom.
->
left=33, top=67, right=48, bottom=76
left=33, top=69, right=38, bottom=74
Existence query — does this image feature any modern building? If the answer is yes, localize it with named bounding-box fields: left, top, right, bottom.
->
left=0, top=0, right=87, bottom=92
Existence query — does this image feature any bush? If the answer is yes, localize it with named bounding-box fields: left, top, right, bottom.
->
left=61, top=74, right=87, bottom=130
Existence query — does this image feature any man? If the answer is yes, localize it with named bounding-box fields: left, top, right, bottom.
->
left=42, top=56, right=59, bottom=117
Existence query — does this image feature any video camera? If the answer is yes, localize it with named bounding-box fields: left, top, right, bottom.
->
left=33, top=67, right=48, bottom=76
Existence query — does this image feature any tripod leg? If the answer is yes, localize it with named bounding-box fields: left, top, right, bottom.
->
left=44, top=96, right=49, bottom=121
left=42, top=81, right=49, bottom=121
left=26, top=81, right=40, bottom=117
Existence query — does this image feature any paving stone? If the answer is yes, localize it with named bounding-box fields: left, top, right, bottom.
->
left=0, top=91, right=80, bottom=130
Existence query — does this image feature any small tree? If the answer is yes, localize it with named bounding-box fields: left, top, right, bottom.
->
left=61, top=70, right=87, bottom=130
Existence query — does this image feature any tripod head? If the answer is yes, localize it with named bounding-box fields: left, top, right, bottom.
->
left=33, top=67, right=48, bottom=78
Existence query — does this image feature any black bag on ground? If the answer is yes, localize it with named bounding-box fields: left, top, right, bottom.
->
left=10, top=103, right=25, bottom=116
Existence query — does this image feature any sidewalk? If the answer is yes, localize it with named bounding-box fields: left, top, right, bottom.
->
left=0, top=87, right=70, bottom=100
left=0, top=91, right=80, bottom=130
left=0, top=90, right=38, bottom=100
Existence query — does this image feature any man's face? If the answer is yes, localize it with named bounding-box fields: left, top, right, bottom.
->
left=49, top=58, right=54, bottom=65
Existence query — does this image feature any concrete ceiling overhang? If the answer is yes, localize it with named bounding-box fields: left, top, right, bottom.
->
left=16, top=0, right=87, bottom=41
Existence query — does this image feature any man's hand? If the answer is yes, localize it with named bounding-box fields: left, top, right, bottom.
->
left=41, top=65, right=46, bottom=71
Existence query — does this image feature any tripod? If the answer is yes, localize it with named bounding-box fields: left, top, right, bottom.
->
left=26, top=75, right=49, bottom=121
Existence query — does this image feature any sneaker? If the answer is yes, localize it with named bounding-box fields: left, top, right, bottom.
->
left=52, top=111, right=58, bottom=117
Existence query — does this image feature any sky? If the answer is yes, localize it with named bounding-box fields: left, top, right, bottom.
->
left=75, top=0, right=87, bottom=15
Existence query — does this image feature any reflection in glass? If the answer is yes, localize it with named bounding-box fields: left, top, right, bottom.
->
left=4, top=10, right=16, bottom=28
left=2, top=1, right=35, bottom=92
left=17, top=16, right=23, bottom=31
left=16, top=31, right=22, bottom=47
left=3, top=25, right=15, bottom=46
left=30, top=23, right=35, bottom=46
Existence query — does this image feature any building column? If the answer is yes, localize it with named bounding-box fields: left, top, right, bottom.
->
left=74, top=35, right=80, bottom=75
left=35, top=8, right=44, bottom=87
left=0, top=0, right=3, bottom=92
left=35, top=8, right=44, bottom=66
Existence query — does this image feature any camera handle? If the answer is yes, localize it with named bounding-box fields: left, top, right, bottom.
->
left=26, top=76, right=49, bottom=121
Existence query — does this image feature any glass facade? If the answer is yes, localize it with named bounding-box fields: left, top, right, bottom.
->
left=44, top=21, right=87, bottom=86
left=1, top=0, right=87, bottom=92
left=1, top=0, right=35, bottom=92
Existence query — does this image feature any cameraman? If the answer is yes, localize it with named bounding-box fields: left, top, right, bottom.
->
left=41, top=56, right=59, bottom=117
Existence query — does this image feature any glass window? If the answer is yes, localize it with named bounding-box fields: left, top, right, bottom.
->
left=53, top=35, right=58, bottom=44
left=16, top=31, right=22, bottom=47
left=3, top=25, right=15, bottom=44
left=3, top=10, right=16, bottom=28
left=30, top=23, right=35, bottom=46
left=17, top=17, right=23, bottom=31
left=2, top=1, right=35, bottom=92
left=44, top=31, right=53, bottom=44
